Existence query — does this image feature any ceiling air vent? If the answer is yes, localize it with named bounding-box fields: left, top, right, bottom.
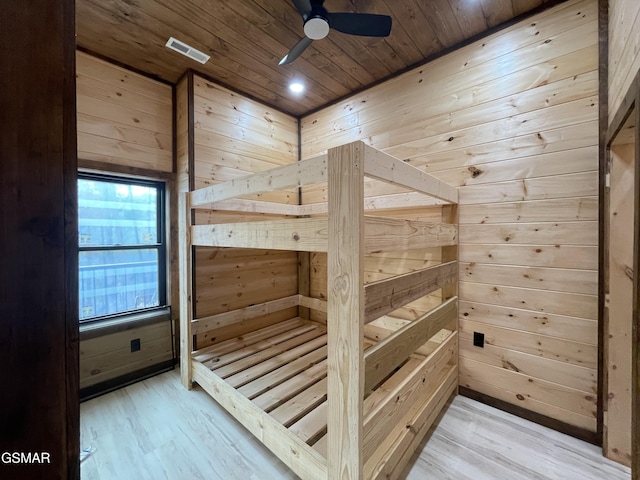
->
left=165, top=37, right=210, bottom=64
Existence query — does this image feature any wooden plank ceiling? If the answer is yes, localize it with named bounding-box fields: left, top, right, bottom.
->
left=76, top=0, right=556, bottom=116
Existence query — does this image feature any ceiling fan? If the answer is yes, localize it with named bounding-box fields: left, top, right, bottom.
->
left=279, top=0, right=392, bottom=65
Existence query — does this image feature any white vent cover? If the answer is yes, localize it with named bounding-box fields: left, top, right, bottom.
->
left=165, top=37, right=210, bottom=64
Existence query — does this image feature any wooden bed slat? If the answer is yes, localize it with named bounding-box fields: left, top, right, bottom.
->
left=193, top=318, right=305, bottom=362
left=205, top=324, right=319, bottom=371
left=288, top=401, right=328, bottom=445
left=225, top=334, right=328, bottom=388
left=192, top=295, right=300, bottom=334
left=364, top=297, right=458, bottom=391
left=364, top=261, right=457, bottom=323
left=238, top=346, right=327, bottom=400
left=252, top=359, right=328, bottom=412
left=270, top=377, right=328, bottom=427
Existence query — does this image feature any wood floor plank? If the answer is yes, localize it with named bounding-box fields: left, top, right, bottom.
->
left=80, top=371, right=630, bottom=480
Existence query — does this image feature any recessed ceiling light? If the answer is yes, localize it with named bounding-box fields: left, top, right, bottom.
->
left=289, top=81, right=304, bottom=94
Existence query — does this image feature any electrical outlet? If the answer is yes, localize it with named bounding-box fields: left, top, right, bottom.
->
left=131, top=338, right=141, bottom=352
left=473, top=332, right=484, bottom=348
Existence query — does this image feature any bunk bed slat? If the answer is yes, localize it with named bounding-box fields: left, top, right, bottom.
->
left=365, top=366, right=458, bottom=480
left=193, top=318, right=305, bottom=362
left=364, top=297, right=458, bottom=391
left=363, top=216, right=457, bottom=253
left=270, top=377, right=328, bottom=427
left=191, top=218, right=328, bottom=251
left=238, top=346, right=327, bottom=400
left=362, top=332, right=457, bottom=461
left=205, top=324, right=319, bottom=371
left=192, top=295, right=299, bottom=334
left=252, top=359, right=328, bottom=412
left=224, top=334, right=328, bottom=388
left=364, top=260, right=457, bottom=323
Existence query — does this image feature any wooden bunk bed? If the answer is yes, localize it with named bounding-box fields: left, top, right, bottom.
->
left=179, top=140, right=459, bottom=480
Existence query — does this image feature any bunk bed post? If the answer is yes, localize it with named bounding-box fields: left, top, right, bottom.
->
left=179, top=192, right=194, bottom=389
left=327, top=141, right=365, bottom=480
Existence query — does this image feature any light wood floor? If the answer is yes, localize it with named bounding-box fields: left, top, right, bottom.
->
left=80, top=369, right=630, bottom=480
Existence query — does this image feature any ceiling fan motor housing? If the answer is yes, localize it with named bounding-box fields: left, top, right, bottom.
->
left=304, top=16, right=330, bottom=40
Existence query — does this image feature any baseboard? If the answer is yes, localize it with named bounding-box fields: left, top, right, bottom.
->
left=80, top=359, right=175, bottom=402
left=458, top=386, right=600, bottom=446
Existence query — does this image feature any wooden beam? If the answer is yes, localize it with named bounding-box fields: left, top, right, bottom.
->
left=298, top=295, right=328, bottom=314
left=191, top=218, right=328, bottom=251
left=365, top=366, right=458, bottom=480
left=198, top=198, right=300, bottom=215
left=192, top=362, right=327, bottom=480
left=298, top=252, right=311, bottom=319
left=364, top=297, right=458, bottom=391
left=189, top=154, right=327, bottom=207
left=364, top=261, right=458, bottom=323
left=179, top=192, right=193, bottom=389
left=362, top=333, right=457, bottom=462
left=364, top=216, right=457, bottom=254
left=192, top=295, right=300, bottom=334
left=363, top=143, right=458, bottom=204
left=327, top=141, right=365, bottom=479
left=298, top=192, right=447, bottom=216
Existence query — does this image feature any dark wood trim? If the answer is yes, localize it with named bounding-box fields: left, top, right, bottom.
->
left=76, top=46, right=173, bottom=87
left=1, top=0, right=80, bottom=477
left=633, top=81, right=640, bottom=480
left=186, top=70, right=196, bottom=193
left=172, top=83, right=178, bottom=174
left=597, top=0, right=608, bottom=447
left=79, top=360, right=175, bottom=402
left=302, top=0, right=571, bottom=118
left=65, top=0, right=80, bottom=477
left=459, top=387, right=599, bottom=445
left=78, top=158, right=175, bottom=181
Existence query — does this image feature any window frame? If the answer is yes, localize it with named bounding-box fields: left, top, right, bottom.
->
left=78, top=172, right=168, bottom=323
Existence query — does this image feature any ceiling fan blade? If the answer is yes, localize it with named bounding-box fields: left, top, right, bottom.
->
left=279, top=36, right=314, bottom=65
left=291, top=0, right=312, bottom=17
left=326, top=12, right=392, bottom=37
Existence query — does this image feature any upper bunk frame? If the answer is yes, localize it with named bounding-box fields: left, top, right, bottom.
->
left=179, top=140, right=459, bottom=480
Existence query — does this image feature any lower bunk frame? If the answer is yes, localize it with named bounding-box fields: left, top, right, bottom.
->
left=180, top=141, right=459, bottom=479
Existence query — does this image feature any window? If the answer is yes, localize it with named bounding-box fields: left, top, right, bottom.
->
left=78, top=174, right=166, bottom=322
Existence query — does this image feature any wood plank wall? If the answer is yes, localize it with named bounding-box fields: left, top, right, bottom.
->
left=301, top=0, right=599, bottom=433
left=179, top=74, right=300, bottom=348
left=608, top=0, right=640, bottom=123
left=76, top=51, right=173, bottom=172
left=0, top=0, right=79, bottom=476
